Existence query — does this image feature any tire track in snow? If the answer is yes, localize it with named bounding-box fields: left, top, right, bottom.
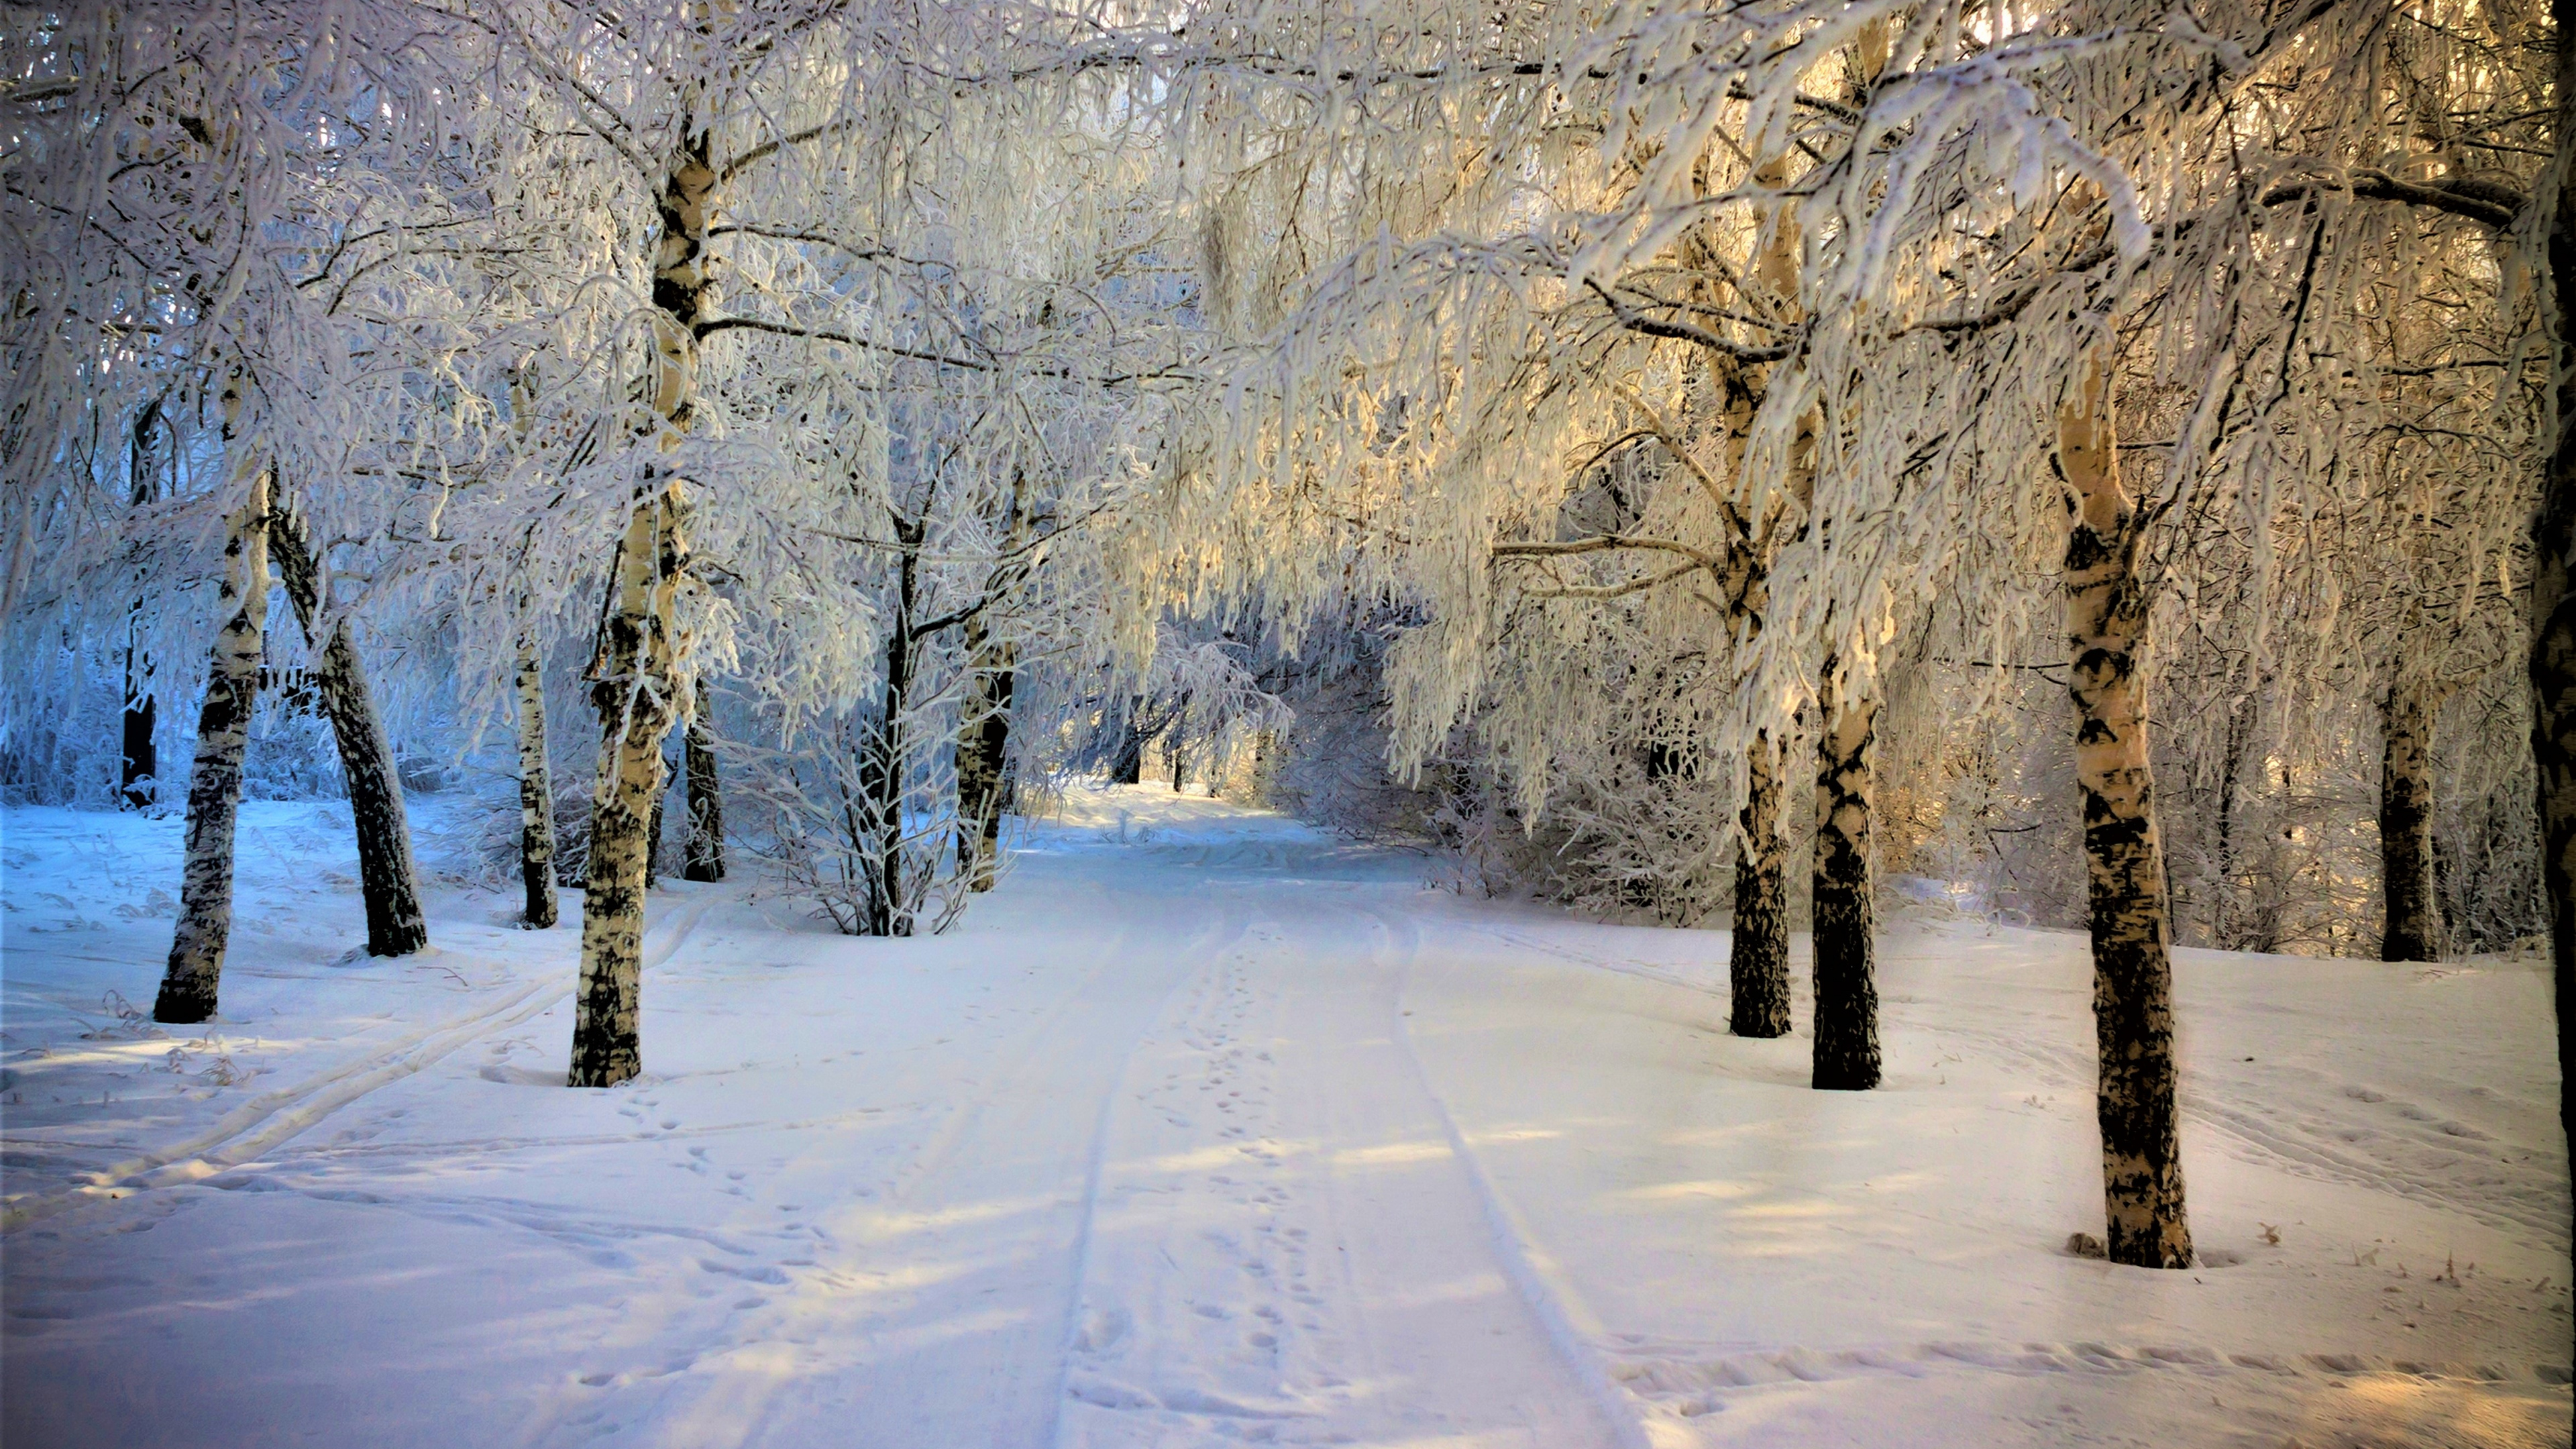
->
left=1377, top=907, right=1658, bottom=1449
left=4, top=891, right=724, bottom=1229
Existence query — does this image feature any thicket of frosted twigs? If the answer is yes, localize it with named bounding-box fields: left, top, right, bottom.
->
left=1, top=0, right=2566, bottom=1267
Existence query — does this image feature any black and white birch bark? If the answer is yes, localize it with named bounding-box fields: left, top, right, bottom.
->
left=1729, top=729, right=1792, bottom=1037
left=2059, top=350, right=2192, bottom=1270
left=1810, top=669, right=1881, bottom=1091
left=2379, top=670, right=2441, bottom=962
left=154, top=466, right=270, bottom=1024
left=270, top=492, right=426, bottom=957
left=515, top=636, right=559, bottom=927
left=569, top=123, right=712, bottom=1087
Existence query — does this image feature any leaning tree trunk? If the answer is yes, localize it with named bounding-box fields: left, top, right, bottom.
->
left=514, top=636, right=558, bottom=928
left=955, top=619, right=1014, bottom=892
left=1811, top=671, right=1882, bottom=1091
left=2379, top=671, right=2441, bottom=962
left=154, top=469, right=271, bottom=1024
left=2059, top=350, right=2193, bottom=1270
left=1730, top=730, right=1792, bottom=1037
left=683, top=678, right=725, bottom=882
left=271, top=494, right=426, bottom=957
left=2528, top=0, right=2576, bottom=1179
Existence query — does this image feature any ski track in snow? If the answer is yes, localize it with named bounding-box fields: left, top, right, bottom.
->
left=1, top=792, right=2568, bottom=1449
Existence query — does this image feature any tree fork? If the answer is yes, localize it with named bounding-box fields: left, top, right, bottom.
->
left=1811, top=672, right=1882, bottom=1091
left=271, top=493, right=427, bottom=957
left=154, top=468, right=270, bottom=1024
left=1730, top=730, right=1792, bottom=1036
left=2059, top=350, right=2192, bottom=1270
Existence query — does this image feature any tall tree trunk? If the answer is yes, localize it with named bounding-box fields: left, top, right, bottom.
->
left=1811, top=672, right=1882, bottom=1090
left=2379, top=672, right=2441, bottom=962
left=568, top=122, right=712, bottom=1087
left=1170, top=706, right=1187, bottom=792
left=570, top=485, right=690, bottom=1087
left=121, top=400, right=163, bottom=810
left=956, top=620, right=1014, bottom=892
left=515, top=636, right=557, bottom=928
left=154, top=468, right=270, bottom=1024
left=2525, top=0, right=2575, bottom=1191
left=270, top=494, right=425, bottom=957
left=1730, top=730, right=1792, bottom=1037
left=2059, top=350, right=2193, bottom=1270
left=856, top=526, right=922, bottom=937
left=684, top=677, right=725, bottom=882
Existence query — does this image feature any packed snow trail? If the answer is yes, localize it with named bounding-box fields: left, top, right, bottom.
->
left=3, top=790, right=2569, bottom=1448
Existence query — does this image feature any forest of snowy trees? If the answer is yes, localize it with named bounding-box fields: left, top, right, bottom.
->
left=2, top=0, right=2566, bottom=1279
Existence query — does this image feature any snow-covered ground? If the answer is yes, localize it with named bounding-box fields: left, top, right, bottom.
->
left=2, top=786, right=2567, bottom=1448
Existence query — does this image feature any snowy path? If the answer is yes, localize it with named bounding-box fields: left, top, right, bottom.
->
left=3, top=789, right=2569, bottom=1448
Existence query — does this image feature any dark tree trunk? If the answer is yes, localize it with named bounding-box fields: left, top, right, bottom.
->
left=2059, top=352, right=2192, bottom=1269
left=121, top=400, right=164, bottom=809
left=1730, top=730, right=1791, bottom=1037
left=1110, top=694, right=1146, bottom=784
left=155, top=468, right=270, bottom=1025
left=956, top=619, right=1014, bottom=892
left=2379, top=673, right=2441, bottom=962
left=855, top=525, right=922, bottom=937
left=1171, top=710, right=1187, bottom=792
left=1811, top=674, right=1882, bottom=1091
left=271, top=494, right=426, bottom=957
left=645, top=762, right=667, bottom=891
left=683, top=678, right=725, bottom=881
left=515, top=637, right=558, bottom=928
left=2527, top=0, right=2576, bottom=1198
left=120, top=655, right=157, bottom=810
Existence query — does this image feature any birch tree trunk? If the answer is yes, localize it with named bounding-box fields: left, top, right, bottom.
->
left=2525, top=0, right=2575, bottom=1169
left=270, top=493, right=426, bottom=957
left=2379, top=672, right=2441, bottom=962
left=515, top=637, right=558, bottom=928
left=1811, top=672, right=1882, bottom=1090
left=684, top=678, right=725, bottom=881
left=154, top=468, right=270, bottom=1024
left=956, top=618, right=1014, bottom=892
left=1730, top=730, right=1791, bottom=1037
left=571, top=487, right=689, bottom=1087
left=2059, top=350, right=2193, bottom=1269
left=568, top=124, right=712, bottom=1088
